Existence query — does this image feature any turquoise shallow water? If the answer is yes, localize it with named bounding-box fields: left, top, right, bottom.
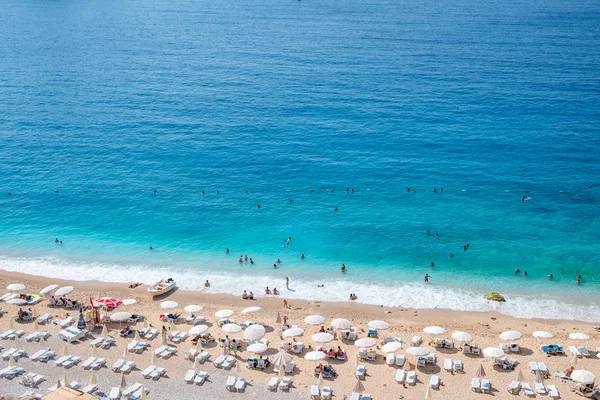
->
left=0, top=0, right=599, bottom=320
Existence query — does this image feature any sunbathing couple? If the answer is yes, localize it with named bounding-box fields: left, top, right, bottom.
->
left=249, top=355, right=270, bottom=368
left=16, top=308, right=32, bottom=323
left=315, top=363, right=337, bottom=377
left=49, top=296, right=79, bottom=308
left=241, top=291, right=255, bottom=300
left=191, top=333, right=214, bottom=345
left=265, top=287, right=279, bottom=295
left=120, top=326, right=133, bottom=337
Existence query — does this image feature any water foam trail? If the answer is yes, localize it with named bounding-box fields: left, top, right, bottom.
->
left=1, top=256, right=598, bottom=322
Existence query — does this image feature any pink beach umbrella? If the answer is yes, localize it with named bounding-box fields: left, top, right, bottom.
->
left=94, top=297, right=123, bottom=309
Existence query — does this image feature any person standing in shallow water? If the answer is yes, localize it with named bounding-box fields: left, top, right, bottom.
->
left=341, top=264, right=346, bottom=273
left=424, top=274, right=431, bottom=283
left=285, top=277, right=289, bottom=290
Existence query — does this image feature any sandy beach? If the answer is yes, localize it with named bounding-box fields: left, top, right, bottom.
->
left=0, top=270, right=598, bottom=400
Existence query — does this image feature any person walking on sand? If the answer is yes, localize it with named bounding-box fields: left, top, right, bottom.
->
left=285, top=277, right=289, bottom=290
left=424, top=274, right=431, bottom=283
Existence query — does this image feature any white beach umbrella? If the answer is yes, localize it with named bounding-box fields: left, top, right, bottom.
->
left=532, top=331, right=553, bottom=339
left=7, top=283, right=25, bottom=292
left=312, top=332, right=334, bottom=343
left=189, top=325, right=209, bottom=335
left=305, top=351, right=327, bottom=361
left=571, top=352, right=578, bottom=366
left=241, top=306, right=261, bottom=314
left=406, top=347, right=430, bottom=356
left=55, top=286, right=74, bottom=296
left=368, top=320, right=390, bottom=330
left=89, top=371, right=97, bottom=385
left=569, top=332, right=590, bottom=340
left=452, top=331, right=473, bottom=342
left=316, top=372, right=323, bottom=388
left=215, top=309, right=234, bottom=318
left=184, top=304, right=203, bottom=313
left=331, top=318, right=352, bottom=330
left=8, top=355, right=15, bottom=367
left=244, top=324, right=266, bottom=341
left=499, top=330, right=522, bottom=341
left=483, top=347, right=504, bottom=358
left=141, top=386, right=147, bottom=400
left=282, top=327, right=304, bottom=338
left=272, top=352, right=293, bottom=370
left=160, top=301, right=178, bottom=309
left=425, top=384, right=432, bottom=399
left=247, top=343, right=268, bottom=354
left=382, top=342, right=403, bottom=353
left=122, top=299, right=137, bottom=306
left=7, top=298, right=27, bottom=305
left=110, top=312, right=132, bottom=322
left=101, top=324, right=109, bottom=337
left=424, top=326, right=445, bottom=335
left=304, top=315, right=325, bottom=326
left=40, top=284, right=58, bottom=295
left=222, top=323, right=242, bottom=333
left=476, top=364, right=485, bottom=378
left=354, top=338, right=377, bottom=348
left=571, top=370, right=596, bottom=384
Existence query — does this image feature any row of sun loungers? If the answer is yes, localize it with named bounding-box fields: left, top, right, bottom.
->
left=81, top=356, right=106, bottom=370
left=185, top=314, right=206, bottom=325
left=395, top=369, right=417, bottom=385
left=141, top=365, right=166, bottom=380
left=54, top=355, right=80, bottom=368
left=494, top=357, right=519, bottom=370
left=443, top=358, right=463, bottom=372
left=569, top=345, right=592, bottom=357
left=111, top=359, right=136, bottom=373
left=57, top=327, right=85, bottom=343
left=24, top=332, right=50, bottom=342
left=138, top=327, right=159, bottom=340
left=51, top=316, right=74, bottom=327
left=153, top=345, right=177, bottom=358
left=0, top=366, right=26, bottom=379
left=90, top=336, right=115, bottom=349
left=1, top=329, right=25, bottom=340
left=184, top=369, right=209, bottom=384
left=29, top=349, right=55, bottom=362
left=18, top=372, right=45, bottom=388
left=167, top=331, right=188, bottom=343
left=386, top=353, right=406, bottom=367
left=127, top=340, right=149, bottom=353
left=311, top=384, right=333, bottom=399
left=267, top=376, right=292, bottom=391
left=472, top=378, right=491, bottom=392
left=118, top=382, right=149, bottom=400
left=1, top=348, right=27, bottom=360
left=226, top=375, right=247, bottom=392
left=185, top=348, right=211, bottom=363
left=213, top=354, right=236, bottom=369
left=528, top=361, right=549, bottom=377
left=36, top=313, right=52, bottom=325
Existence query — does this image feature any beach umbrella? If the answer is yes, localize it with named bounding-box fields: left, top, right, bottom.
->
left=63, top=343, right=69, bottom=356
left=425, top=384, right=432, bottom=399
left=406, top=347, right=430, bottom=356
left=317, top=372, right=323, bottom=388
left=452, top=331, right=473, bottom=342
left=353, top=379, right=365, bottom=394
left=535, top=369, right=542, bottom=384
left=244, top=324, right=266, bottom=341
left=192, top=357, right=198, bottom=370
left=517, top=370, right=525, bottom=382
left=7, top=298, right=27, bottom=305
left=476, top=364, right=485, bottom=378
left=151, top=351, right=156, bottom=365
left=272, top=352, right=293, bottom=370
left=278, top=364, right=285, bottom=378
left=571, top=370, right=596, bottom=384
left=120, top=374, right=127, bottom=389
left=184, top=304, right=203, bottom=313
left=532, top=331, right=553, bottom=339
left=483, top=347, right=504, bottom=358
left=90, top=371, right=97, bottom=385
left=122, top=299, right=137, bottom=306
left=247, top=343, right=268, bottom=353
left=63, top=375, right=69, bottom=387
left=569, top=332, right=590, bottom=340
left=90, top=346, right=98, bottom=358
left=368, top=320, right=390, bottom=330
left=7, top=283, right=25, bottom=292
left=122, top=346, right=127, bottom=358
left=110, top=312, right=132, bottom=322
left=215, top=309, right=234, bottom=318
left=40, top=284, right=58, bottom=295
left=134, top=330, right=141, bottom=341
left=196, top=340, right=203, bottom=352
left=143, top=319, right=148, bottom=329
left=141, top=386, right=147, bottom=400
left=282, top=327, right=304, bottom=338
left=500, top=331, right=522, bottom=341
left=235, top=359, right=241, bottom=376
left=571, top=353, right=578, bottom=366
left=241, top=306, right=261, bottom=314
left=189, top=325, right=209, bottom=335
left=222, top=323, right=242, bottom=333
left=101, top=324, right=109, bottom=337
left=424, top=326, right=445, bottom=335
left=94, top=297, right=122, bottom=309
left=304, top=315, right=325, bottom=326
left=331, top=318, right=352, bottom=330
left=77, top=310, right=87, bottom=330
left=9, top=318, right=14, bottom=330
left=276, top=312, right=282, bottom=324
left=382, top=342, right=403, bottom=353
left=160, top=301, right=178, bottom=309
left=8, top=355, right=15, bottom=367
left=312, top=332, right=334, bottom=343
left=305, top=351, right=327, bottom=361
left=354, top=338, right=377, bottom=348
left=55, top=286, right=74, bottom=296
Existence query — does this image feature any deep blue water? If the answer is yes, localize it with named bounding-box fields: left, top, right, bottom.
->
left=0, top=0, right=599, bottom=319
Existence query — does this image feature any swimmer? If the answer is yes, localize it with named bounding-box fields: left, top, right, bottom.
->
left=273, top=288, right=279, bottom=295
left=426, top=230, right=430, bottom=235
left=273, top=264, right=277, bottom=269
left=245, top=190, right=248, bottom=194
left=440, top=188, right=443, bottom=192
left=435, top=233, right=439, bottom=238
left=424, top=274, right=431, bottom=283
left=250, top=258, right=254, bottom=264
left=289, top=199, right=293, bottom=204
left=265, top=287, right=271, bottom=295
left=286, top=237, right=291, bottom=246
left=204, top=280, right=210, bottom=287
left=523, top=271, right=528, bottom=277
left=547, top=274, right=553, bottom=279
left=433, top=188, right=437, bottom=193
left=216, top=190, right=219, bottom=194
left=514, top=268, right=520, bottom=274
left=301, top=254, right=305, bottom=259
left=226, top=248, right=230, bottom=253
left=257, top=204, right=261, bottom=208
left=449, top=253, right=453, bottom=258
left=430, top=262, right=435, bottom=268
left=154, top=189, right=157, bottom=194
left=577, top=274, right=582, bottom=285
left=277, top=258, right=281, bottom=264
left=346, top=188, right=349, bottom=192
left=244, top=255, right=248, bottom=261
left=334, top=207, right=338, bottom=211
left=55, top=238, right=59, bottom=243
left=59, top=241, right=63, bottom=245
left=407, top=188, right=410, bottom=192
left=285, top=277, right=289, bottom=290
left=341, top=264, right=346, bottom=273
left=149, top=246, right=153, bottom=250
left=351, top=188, right=355, bottom=192
left=201, top=190, right=205, bottom=195
left=239, top=256, right=243, bottom=263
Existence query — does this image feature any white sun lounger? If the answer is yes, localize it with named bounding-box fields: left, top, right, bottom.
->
left=1, top=348, right=17, bottom=359
left=149, top=367, right=165, bottom=380
left=213, top=354, right=226, bottom=367
left=52, top=317, right=74, bottom=327
left=386, top=353, right=394, bottom=365
left=267, top=377, right=279, bottom=391
left=128, top=340, right=138, bottom=352
left=82, top=357, right=96, bottom=369
left=226, top=376, right=236, bottom=391
left=569, top=346, right=580, bottom=356
left=444, top=358, right=452, bottom=371
left=109, top=387, right=121, bottom=400
left=101, top=338, right=114, bottom=348
left=197, top=351, right=210, bottom=363
left=395, top=354, right=405, bottom=367
left=141, top=365, right=156, bottom=378
left=81, top=384, right=97, bottom=394
left=322, top=387, right=332, bottom=399
left=507, top=381, right=520, bottom=394
left=122, top=382, right=142, bottom=397
left=184, top=369, right=196, bottom=383
left=38, top=351, right=55, bottom=362
left=310, top=385, right=320, bottom=399
left=472, top=378, right=481, bottom=392
left=37, top=314, right=51, bottom=324
left=535, top=381, right=546, bottom=394
left=112, top=359, right=125, bottom=371
left=349, top=393, right=360, bottom=400
left=121, top=360, right=136, bottom=373
left=279, top=377, right=292, bottom=391
left=0, top=330, right=16, bottom=339
left=144, top=328, right=158, bottom=339
left=355, top=365, right=366, bottom=379
left=90, top=337, right=104, bottom=347
left=91, top=358, right=105, bottom=369
left=222, top=355, right=235, bottom=369
left=578, top=346, right=591, bottom=357
left=63, top=356, right=81, bottom=368
left=481, top=379, right=491, bottom=393
left=522, top=383, right=534, bottom=396
left=235, top=377, right=246, bottom=391
left=406, top=371, right=417, bottom=385
left=395, top=369, right=405, bottom=383
left=29, top=349, right=47, bottom=361
left=547, top=384, right=559, bottom=398
left=430, top=375, right=440, bottom=389
left=194, top=371, right=208, bottom=384
left=160, top=346, right=177, bottom=358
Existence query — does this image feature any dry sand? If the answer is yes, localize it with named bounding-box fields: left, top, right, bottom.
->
left=0, top=270, right=598, bottom=399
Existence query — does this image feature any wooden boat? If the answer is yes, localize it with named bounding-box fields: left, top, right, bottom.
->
left=147, top=279, right=176, bottom=297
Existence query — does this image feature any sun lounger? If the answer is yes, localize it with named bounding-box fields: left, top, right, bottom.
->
left=395, top=354, right=405, bottom=367
left=279, top=377, right=292, bottom=391
left=406, top=371, right=416, bottom=385
left=322, top=386, right=332, bottom=399
left=578, top=346, right=591, bottom=357
left=472, top=378, right=481, bottom=392
left=528, top=361, right=539, bottom=372
left=226, top=376, right=236, bottom=391
left=29, top=349, right=46, bottom=361
left=121, top=360, right=136, bottom=373
left=81, top=384, right=97, bottom=394
left=63, top=356, right=80, bottom=368
left=109, top=387, right=121, bottom=400
left=38, top=350, right=55, bottom=363
left=453, top=359, right=463, bottom=372
left=597, top=347, right=600, bottom=358
left=310, top=385, right=320, bottom=399
left=349, top=393, right=360, bottom=400
left=355, top=365, right=366, bottom=379
left=547, top=384, right=559, bottom=398
left=193, top=371, right=208, bottom=384
left=481, top=379, right=491, bottom=393
left=82, top=357, right=96, bottom=369
left=223, top=355, right=235, bottom=369
left=36, top=313, right=51, bottom=324
left=522, top=383, right=534, bottom=396
left=267, top=377, right=279, bottom=391
left=144, top=328, right=159, bottom=339
left=122, top=382, right=142, bottom=397
left=54, top=355, right=70, bottom=366
left=395, top=369, right=405, bottom=383
left=537, top=361, right=549, bottom=377
left=2, top=366, right=25, bottom=379
left=128, top=340, right=138, bottom=352
left=444, top=358, right=452, bottom=371
left=91, top=357, right=105, bottom=369
left=386, top=353, right=394, bottom=365
left=90, top=336, right=104, bottom=347
left=213, top=354, right=226, bottom=367
left=430, top=375, right=440, bottom=388
left=111, top=359, right=125, bottom=372
left=149, top=367, right=165, bottom=380
left=197, top=351, right=210, bottom=363
left=1, top=348, right=17, bottom=359
left=52, top=316, right=74, bottom=327
left=101, top=337, right=114, bottom=348
left=569, top=346, right=581, bottom=356
left=535, top=381, right=546, bottom=394
left=184, top=369, right=196, bottom=383
left=129, top=386, right=149, bottom=400
left=235, top=377, right=246, bottom=391
left=160, top=346, right=177, bottom=358
left=142, top=365, right=156, bottom=378
left=0, top=330, right=16, bottom=340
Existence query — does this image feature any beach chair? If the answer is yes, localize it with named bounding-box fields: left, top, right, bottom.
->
left=547, top=384, right=559, bottom=398
left=226, top=375, right=236, bottom=391
left=453, top=359, right=463, bottom=372
left=213, top=354, right=226, bottom=367
left=150, top=366, right=165, bottom=380
left=122, top=382, right=142, bottom=398
left=386, top=353, right=394, bottom=365
left=535, top=381, right=546, bottom=394
left=128, top=340, right=138, bottom=352
left=395, top=354, right=405, bottom=367
left=411, top=336, right=422, bottom=346
left=129, top=386, right=149, bottom=400
left=322, top=386, right=332, bottom=399
left=90, top=336, right=104, bottom=347
left=578, top=346, right=591, bottom=357
left=29, top=349, right=46, bottom=362
left=91, top=357, right=105, bottom=369
left=63, top=356, right=80, bottom=368
left=349, top=393, right=360, bottom=400
left=223, top=355, right=235, bottom=369
left=472, top=378, right=481, bottom=392
left=355, top=365, right=366, bottom=379
left=194, top=371, right=208, bottom=385
left=197, top=351, right=210, bottom=363
left=443, top=358, right=452, bottom=371
left=395, top=369, right=405, bottom=383
left=38, top=351, right=55, bottom=362
left=36, top=313, right=51, bottom=324
left=0, top=330, right=16, bottom=340
left=3, top=367, right=25, bottom=379
left=310, top=384, right=320, bottom=399
left=1, top=348, right=17, bottom=359
left=101, top=337, right=114, bottom=349
left=235, top=377, right=246, bottom=391
left=111, top=359, right=125, bottom=372
left=279, top=377, right=292, bottom=391
left=121, top=360, right=136, bottom=373
left=406, top=371, right=417, bottom=385
left=267, top=377, right=279, bottom=391
left=528, top=361, right=539, bottom=373
left=430, top=375, right=440, bottom=389
left=81, top=384, right=97, bottom=394
left=141, top=365, right=156, bottom=378
left=481, top=379, right=491, bottom=393
left=521, top=383, right=534, bottom=396
left=82, top=357, right=96, bottom=369
left=537, top=361, right=549, bottom=377
left=292, top=342, right=304, bottom=353
left=109, top=387, right=121, bottom=400
left=569, top=346, right=580, bottom=356
left=596, top=347, right=600, bottom=358
left=184, top=369, right=196, bottom=383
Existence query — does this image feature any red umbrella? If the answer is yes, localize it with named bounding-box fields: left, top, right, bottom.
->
left=93, top=297, right=122, bottom=309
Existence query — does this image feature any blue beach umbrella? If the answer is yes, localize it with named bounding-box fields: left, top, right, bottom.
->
left=77, top=310, right=87, bottom=330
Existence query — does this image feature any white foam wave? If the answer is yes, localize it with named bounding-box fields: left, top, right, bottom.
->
left=1, top=256, right=599, bottom=322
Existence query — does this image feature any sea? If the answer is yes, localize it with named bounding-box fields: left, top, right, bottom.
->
left=0, top=0, right=599, bottom=321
